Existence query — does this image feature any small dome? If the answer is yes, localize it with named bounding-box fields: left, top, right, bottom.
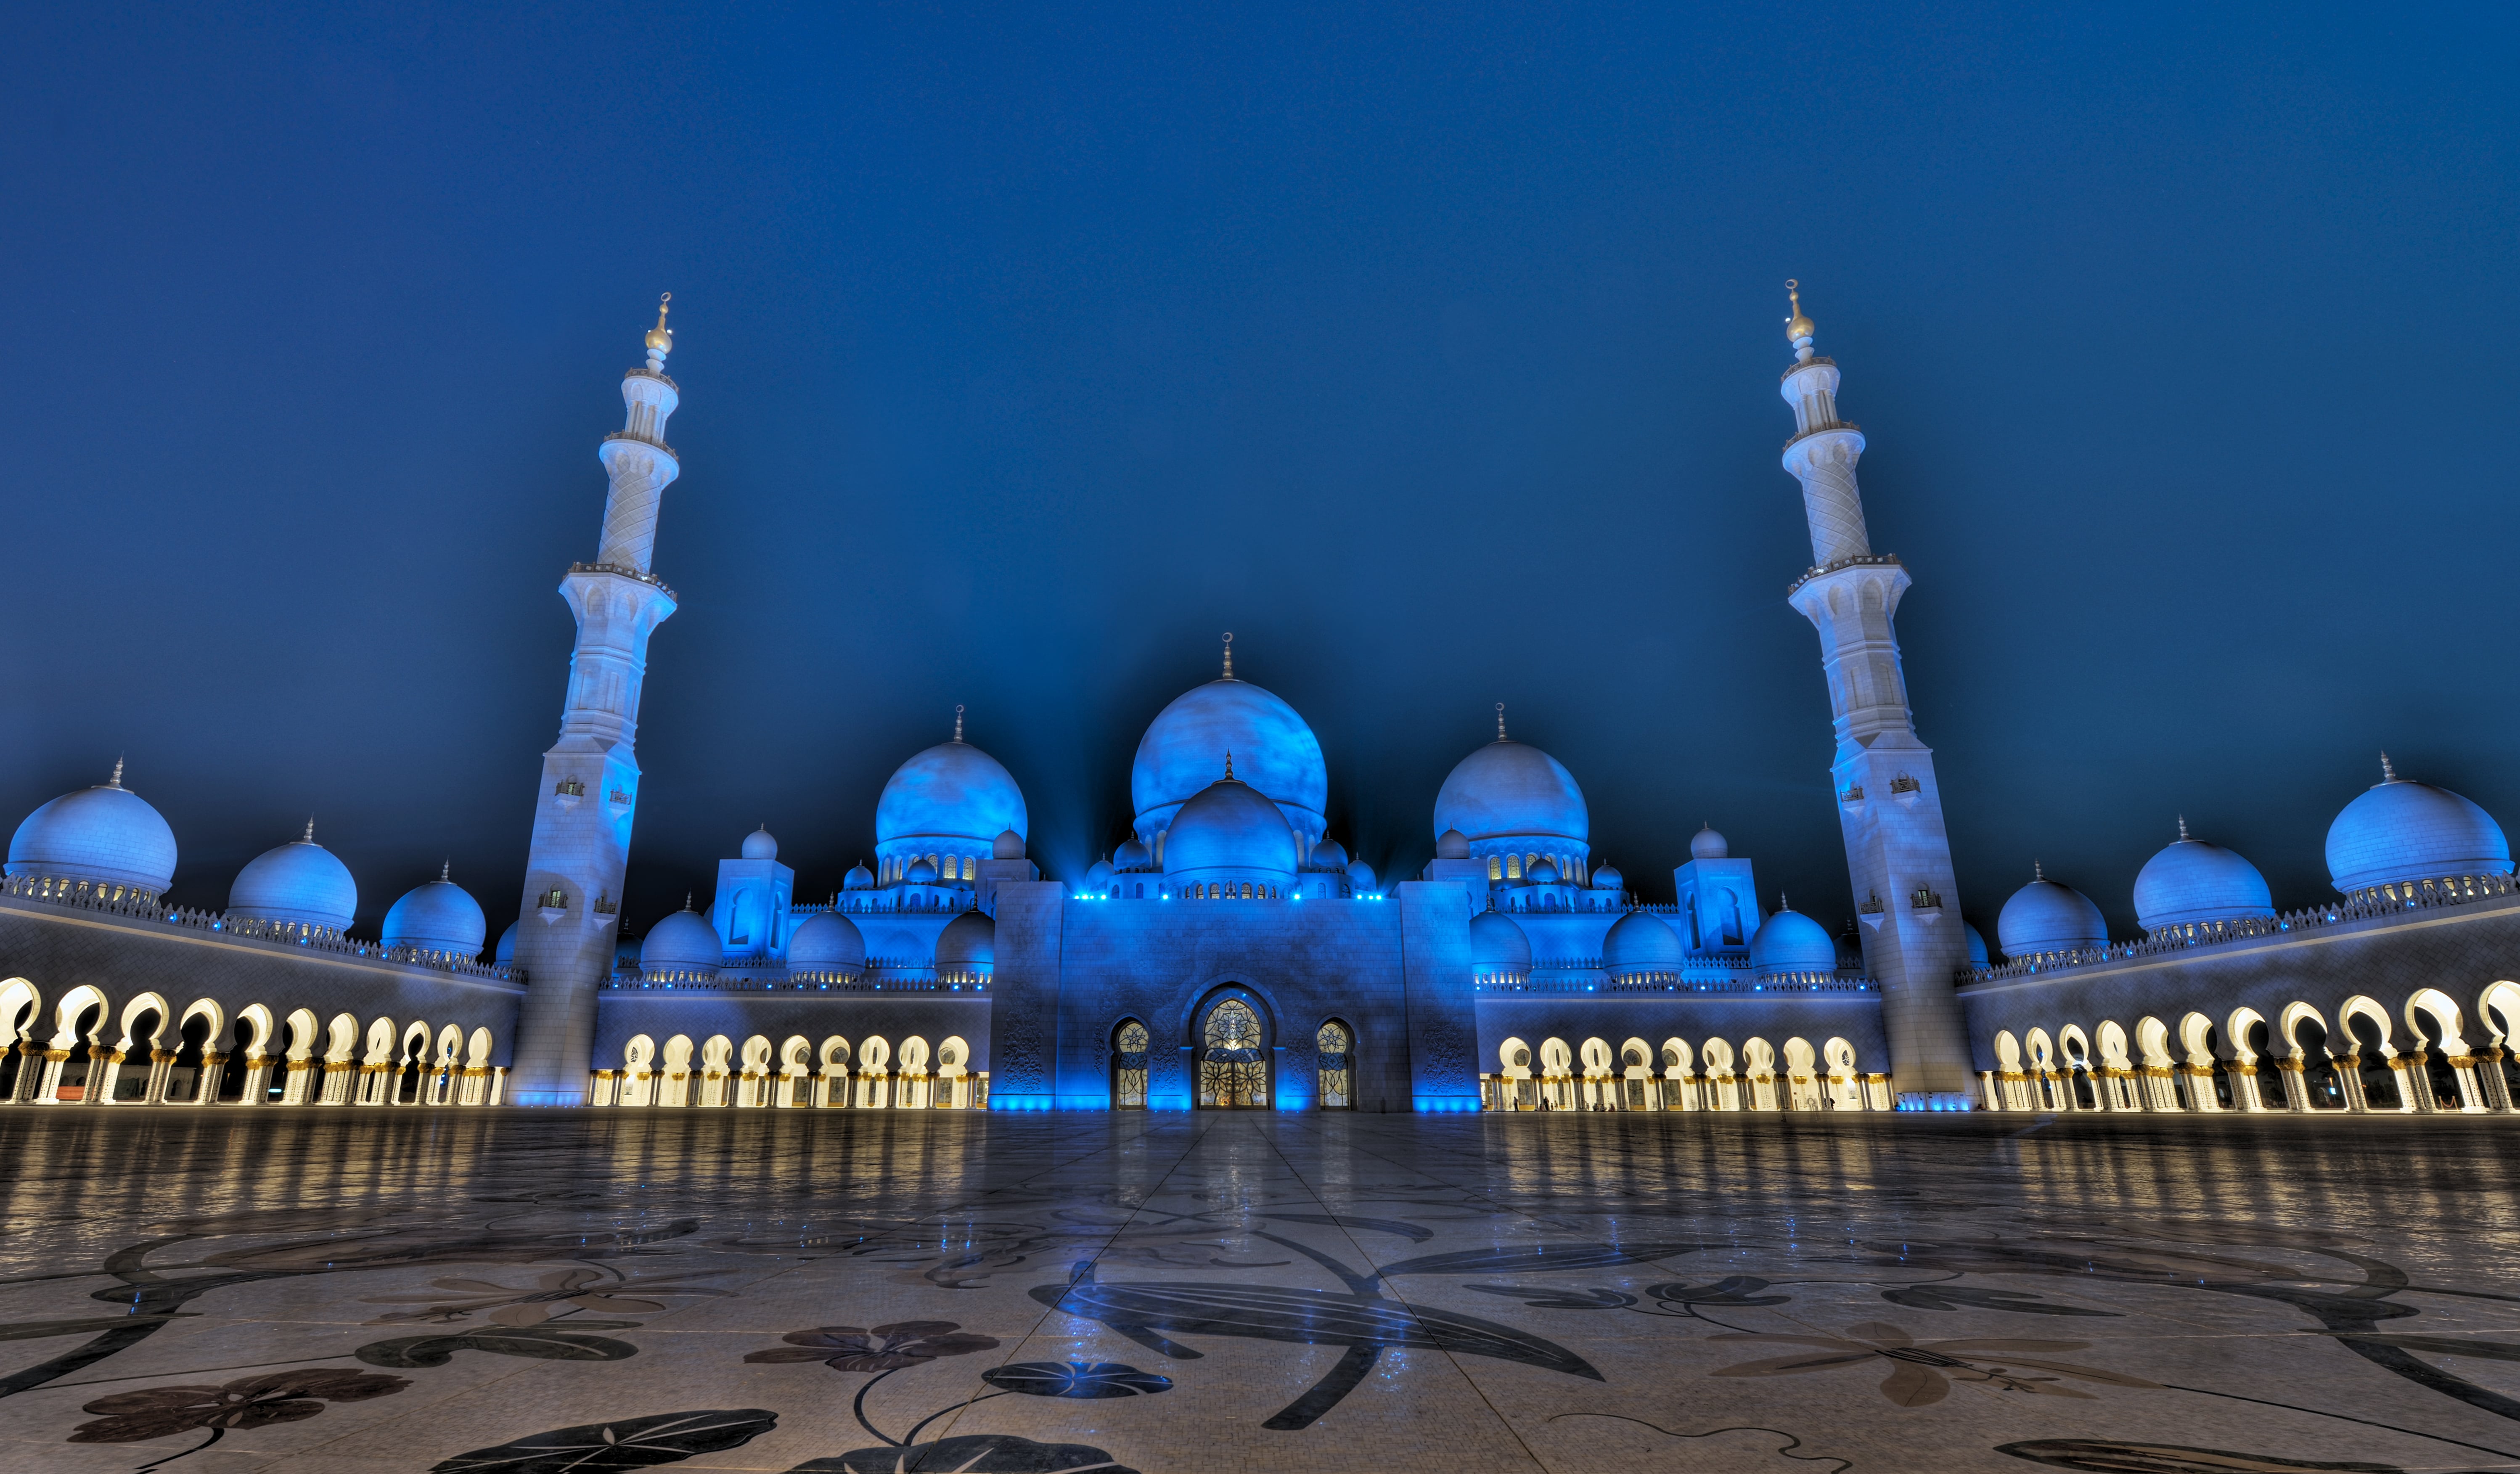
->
left=1436, top=828, right=1472, bottom=860
left=1469, top=910, right=1533, bottom=973
left=935, top=910, right=995, bottom=972
left=1434, top=740, right=1588, bottom=847
left=1690, top=826, right=1729, bottom=861
left=2325, top=758, right=2512, bottom=894
left=1963, top=921, right=1990, bottom=969
left=843, top=861, right=876, bottom=891
left=906, top=858, right=939, bottom=884
left=228, top=826, right=356, bottom=932
left=1527, top=857, right=1560, bottom=884
left=1601, top=909, right=1684, bottom=977
left=1996, top=871, right=2107, bottom=959
left=786, top=910, right=866, bottom=973
left=1750, top=905, right=1837, bottom=977
left=1114, top=838, right=1153, bottom=870
left=1162, top=773, right=1299, bottom=881
left=878, top=738, right=1027, bottom=849
left=1346, top=858, right=1378, bottom=892
left=993, top=828, right=1024, bottom=860
left=1085, top=858, right=1115, bottom=889
left=641, top=905, right=722, bottom=975
left=2134, top=823, right=2275, bottom=931
left=494, top=920, right=519, bottom=967
left=381, top=868, right=487, bottom=958
left=1310, top=838, right=1350, bottom=871
left=1837, top=919, right=1865, bottom=971
left=5, top=764, right=178, bottom=895
left=741, top=826, right=778, bottom=860
left=1591, top=863, right=1624, bottom=892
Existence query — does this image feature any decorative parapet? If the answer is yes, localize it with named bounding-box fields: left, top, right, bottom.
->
left=1787, top=551, right=1903, bottom=597
left=566, top=561, right=678, bottom=601
left=0, top=874, right=517, bottom=984
left=1961, top=872, right=2520, bottom=984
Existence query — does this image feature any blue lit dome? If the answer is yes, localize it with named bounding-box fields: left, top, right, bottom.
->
left=935, top=910, right=995, bottom=977
left=2134, top=823, right=2276, bottom=932
left=906, top=857, right=939, bottom=884
left=1963, top=922, right=1990, bottom=969
left=741, top=826, right=778, bottom=860
left=2325, top=757, right=2512, bottom=896
left=786, top=910, right=865, bottom=974
left=1435, top=739, right=1588, bottom=850
left=1690, top=826, right=1728, bottom=861
left=1436, top=828, right=1471, bottom=860
left=1601, top=909, right=1684, bottom=977
left=1346, top=858, right=1378, bottom=892
left=1527, top=857, right=1560, bottom=884
left=1162, top=769, right=1300, bottom=885
left=993, top=828, right=1024, bottom=860
left=1592, top=863, right=1624, bottom=892
left=1114, top=838, right=1153, bottom=871
left=381, top=866, right=487, bottom=958
left=495, top=920, right=519, bottom=967
left=1310, top=838, right=1350, bottom=871
left=1996, top=870, right=2107, bottom=959
left=843, top=861, right=876, bottom=890
left=6, top=764, right=178, bottom=897
left=228, top=825, right=356, bottom=932
left=877, top=738, right=1027, bottom=853
left=642, top=904, right=722, bottom=977
left=1469, top=910, right=1532, bottom=974
left=1133, top=676, right=1329, bottom=844
left=1085, top=857, right=1115, bottom=891
left=1750, top=905, right=1837, bottom=977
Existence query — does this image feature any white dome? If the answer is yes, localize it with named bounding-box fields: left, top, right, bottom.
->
left=2133, top=824, right=2275, bottom=931
left=786, top=910, right=865, bottom=974
left=494, top=920, right=519, bottom=967
left=1310, top=838, right=1350, bottom=871
left=228, top=826, right=356, bottom=932
left=1601, top=910, right=1684, bottom=978
left=1750, top=905, right=1837, bottom=976
left=936, top=910, right=995, bottom=974
left=381, top=868, right=486, bottom=958
left=878, top=738, right=1027, bottom=849
left=1434, top=740, right=1588, bottom=848
left=993, top=828, right=1025, bottom=860
left=1346, top=858, right=1378, bottom=892
left=1469, top=910, right=1532, bottom=973
left=1133, top=675, right=1329, bottom=842
left=843, top=861, right=876, bottom=890
left=741, top=826, right=778, bottom=860
left=1591, top=863, right=1624, bottom=892
left=1689, top=826, right=1729, bottom=860
left=641, top=905, right=723, bottom=976
left=1162, top=772, right=1299, bottom=883
left=2325, top=758, right=2512, bottom=895
left=1996, top=871, right=2107, bottom=959
left=6, top=764, right=178, bottom=896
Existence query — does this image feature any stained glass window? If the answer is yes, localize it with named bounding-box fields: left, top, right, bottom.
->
left=1197, top=997, right=1267, bottom=1108
left=1113, top=1021, right=1149, bottom=1109
left=1316, top=1020, right=1351, bottom=1109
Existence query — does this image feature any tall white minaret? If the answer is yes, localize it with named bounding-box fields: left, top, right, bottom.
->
left=506, top=297, right=685, bottom=1105
left=1776, top=282, right=1973, bottom=1106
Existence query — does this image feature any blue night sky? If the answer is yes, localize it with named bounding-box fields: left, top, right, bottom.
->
left=4, top=4, right=2515, bottom=945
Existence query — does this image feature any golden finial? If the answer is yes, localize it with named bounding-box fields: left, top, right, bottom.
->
left=645, top=292, right=673, bottom=355
left=1223, top=749, right=1237, bottom=781
left=1784, top=279, right=1814, bottom=343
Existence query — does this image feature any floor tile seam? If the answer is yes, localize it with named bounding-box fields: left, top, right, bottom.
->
left=1248, top=1117, right=1552, bottom=1471
left=905, top=1113, right=1227, bottom=1454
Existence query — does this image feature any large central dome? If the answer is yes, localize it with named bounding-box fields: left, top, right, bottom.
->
left=1132, top=673, right=1328, bottom=844
left=1434, top=739, right=1588, bottom=848
left=877, top=738, right=1027, bottom=849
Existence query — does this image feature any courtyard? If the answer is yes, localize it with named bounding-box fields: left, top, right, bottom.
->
left=0, top=1109, right=2514, bottom=1472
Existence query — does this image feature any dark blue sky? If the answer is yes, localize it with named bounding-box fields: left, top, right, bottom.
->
left=5, top=3, right=2515, bottom=945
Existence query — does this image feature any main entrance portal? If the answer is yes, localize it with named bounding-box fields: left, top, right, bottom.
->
left=1196, top=993, right=1269, bottom=1108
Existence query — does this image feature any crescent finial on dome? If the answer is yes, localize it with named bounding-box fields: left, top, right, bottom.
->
left=1496, top=702, right=1506, bottom=741
left=1221, top=631, right=1234, bottom=681
left=108, top=755, right=124, bottom=789
left=302, top=817, right=315, bottom=844
left=2177, top=815, right=2189, bottom=842
left=953, top=704, right=964, bottom=742
left=1785, top=278, right=1815, bottom=343
left=439, top=859, right=450, bottom=882
left=2033, top=859, right=2044, bottom=881
left=1223, top=749, right=1236, bottom=781
left=645, top=292, right=672, bottom=357
left=2380, top=751, right=2398, bottom=783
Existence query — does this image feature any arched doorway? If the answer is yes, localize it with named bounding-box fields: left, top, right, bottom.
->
left=1194, top=990, right=1269, bottom=1109
left=1316, top=1021, right=1353, bottom=1109
left=1112, top=1020, right=1149, bottom=1109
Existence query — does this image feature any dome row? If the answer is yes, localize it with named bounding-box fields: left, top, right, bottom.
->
left=1994, top=759, right=2514, bottom=961
left=633, top=898, right=989, bottom=981
left=4, top=765, right=486, bottom=958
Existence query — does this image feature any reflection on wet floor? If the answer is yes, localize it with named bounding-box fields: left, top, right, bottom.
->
left=0, top=1109, right=2516, bottom=1472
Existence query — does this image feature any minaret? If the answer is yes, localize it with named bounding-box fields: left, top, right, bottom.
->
left=506, top=297, right=685, bottom=1105
left=1776, top=281, right=1973, bottom=1106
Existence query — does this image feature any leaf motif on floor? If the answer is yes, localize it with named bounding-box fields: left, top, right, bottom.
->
left=429, top=1408, right=777, bottom=1472
left=355, top=1327, right=639, bottom=1368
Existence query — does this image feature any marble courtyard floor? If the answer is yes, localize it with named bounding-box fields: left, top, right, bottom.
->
left=1, top=1111, right=2518, bottom=1473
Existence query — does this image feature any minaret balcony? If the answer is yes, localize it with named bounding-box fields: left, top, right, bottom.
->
left=566, top=562, right=679, bottom=601
left=1787, top=552, right=1904, bottom=597
left=1782, top=418, right=1861, bottom=453
left=602, top=429, right=678, bottom=458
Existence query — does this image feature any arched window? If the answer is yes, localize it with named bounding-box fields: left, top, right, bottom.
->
left=1506, top=855, right=1522, bottom=879
left=1113, top=1020, right=1150, bottom=1109
left=1488, top=856, right=1501, bottom=881
left=1317, top=1021, right=1352, bottom=1109
left=1197, top=996, right=1268, bottom=1109
left=963, top=856, right=975, bottom=880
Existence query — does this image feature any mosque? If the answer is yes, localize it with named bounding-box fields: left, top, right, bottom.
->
left=4, top=288, right=2517, bottom=1117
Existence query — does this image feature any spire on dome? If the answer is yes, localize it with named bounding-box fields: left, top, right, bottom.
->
left=440, top=860, right=451, bottom=882
left=1221, top=632, right=1235, bottom=681
left=2380, top=751, right=2399, bottom=783
left=107, top=756, right=125, bottom=789
left=2033, top=860, right=2044, bottom=881
left=1779, top=891, right=1791, bottom=912
left=644, top=292, right=673, bottom=370
left=1496, top=702, right=1507, bottom=741
left=953, top=704, right=965, bottom=742
left=302, top=818, right=316, bottom=844
left=1223, top=749, right=1236, bottom=781
left=2177, top=815, right=2190, bottom=842
left=1785, top=278, right=1816, bottom=363
left=682, top=892, right=694, bottom=911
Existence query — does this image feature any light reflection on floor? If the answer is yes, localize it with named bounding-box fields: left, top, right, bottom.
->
left=0, top=1109, right=2515, bottom=1472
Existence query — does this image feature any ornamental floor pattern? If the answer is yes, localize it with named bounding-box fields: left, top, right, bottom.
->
left=0, top=1109, right=2515, bottom=1473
